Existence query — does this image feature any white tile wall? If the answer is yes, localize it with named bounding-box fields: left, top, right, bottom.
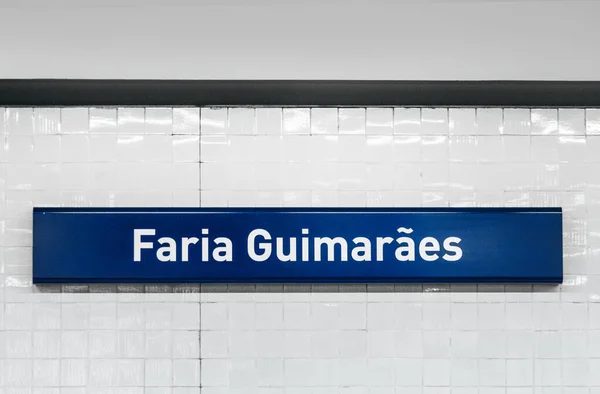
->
left=0, top=106, right=599, bottom=393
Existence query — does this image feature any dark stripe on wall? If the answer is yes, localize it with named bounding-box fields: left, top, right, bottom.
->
left=1, top=80, right=600, bottom=107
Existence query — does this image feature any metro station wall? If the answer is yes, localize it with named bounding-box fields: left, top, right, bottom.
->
left=0, top=107, right=599, bottom=393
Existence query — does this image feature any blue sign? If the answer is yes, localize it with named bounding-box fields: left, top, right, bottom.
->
left=32, top=207, right=563, bottom=284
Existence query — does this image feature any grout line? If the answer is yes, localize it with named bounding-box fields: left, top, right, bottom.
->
left=198, top=108, right=202, bottom=209
left=198, top=107, right=203, bottom=392
left=199, top=292, right=202, bottom=392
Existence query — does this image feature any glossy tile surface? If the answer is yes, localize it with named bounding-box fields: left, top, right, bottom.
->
left=1, top=106, right=599, bottom=393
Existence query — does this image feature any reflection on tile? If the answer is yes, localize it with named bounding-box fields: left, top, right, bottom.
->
left=421, top=108, right=448, bottom=135
left=339, top=108, right=366, bottom=135
left=173, top=135, right=200, bottom=163
left=448, top=190, right=476, bottom=207
left=560, top=163, right=587, bottom=191
left=283, top=108, right=310, bottom=135
left=477, top=108, right=503, bottom=135
left=283, top=190, right=311, bottom=207
left=228, top=108, right=256, bottom=135
left=4, top=136, right=33, bottom=163
left=174, top=107, right=200, bottom=135
left=0, top=105, right=599, bottom=393
left=587, top=109, right=600, bottom=135
left=421, top=136, right=448, bottom=162
left=559, top=109, right=585, bottom=135
left=504, top=109, right=531, bottom=135
left=117, top=135, right=145, bottom=161
left=449, top=163, right=477, bottom=191
left=256, top=108, right=282, bottom=135
left=531, top=109, right=558, bottom=135
left=367, top=136, right=393, bottom=163
left=422, top=191, right=448, bottom=207
left=559, top=136, right=586, bottom=163
left=504, top=191, right=530, bottom=207
left=394, top=108, right=421, bottom=135
left=449, top=136, right=478, bottom=162
left=476, top=190, right=504, bottom=207
left=61, top=108, right=89, bottom=134
left=449, top=109, right=476, bottom=135
left=366, top=190, right=395, bottom=207
left=34, top=108, right=61, bottom=135
left=145, top=108, right=172, bottom=134
left=6, top=164, right=33, bottom=191
left=201, top=108, right=227, bottom=135
left=311, top=108, right=338, bottom=135
left=33, top=163, right=61, bottom=191
left=90, top=108, right=117, bottom=134
left=6, top=108, right=34, bottom=135
left=422, top=163, right=449, bottom=190
left=338, top=162, right=366, bottom=190
left=366, top=108, right=393, bottom=135
left=118, top=108, right=145, bottom=135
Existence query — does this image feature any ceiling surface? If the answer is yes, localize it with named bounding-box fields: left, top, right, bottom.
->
left=0, top=0, right=598, bottom=80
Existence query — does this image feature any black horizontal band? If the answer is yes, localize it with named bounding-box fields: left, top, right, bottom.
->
left=2, top=79, right=600, bottom=107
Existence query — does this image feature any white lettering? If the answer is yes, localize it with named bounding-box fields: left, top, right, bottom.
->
left=201, top=229, right=209, bottom=261
left=181, top=237, right=199, bottom=262
left=395, top=227, right=416, bottom=261
left=213, top=237, right=233, bottom=262
left=395, top=238, right=415, bottom=261
left=301, top=228, right=310, bottom=261
left=419, top=237, right=440, bottom=261
left=314, top=237, right=348, bottom=262
left=443, top=237, right=462, bottom=261
left=157, top=237, right=177, bottom=262
left=134, top=229, right=155, bottom=262
left=248, top=229, right=272, bottom=262
left=135, top=227, right=462, bottom=265
left=351, top=237, right=372, bottom=261
left=376, top=237, right=394, bottom=261
left=276, top=237, right=297, bottom=262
